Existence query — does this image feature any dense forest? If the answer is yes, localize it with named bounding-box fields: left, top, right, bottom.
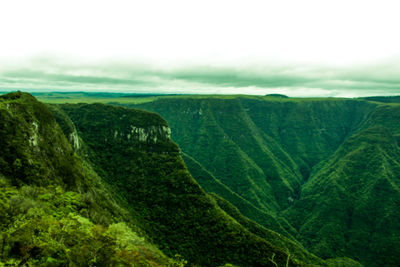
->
left=1, top=91, right=399, bottom=266
left=135, top=96, right=400, bottom=267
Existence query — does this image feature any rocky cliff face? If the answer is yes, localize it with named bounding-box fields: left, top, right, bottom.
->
left=113, top=125, right=171, bottom=143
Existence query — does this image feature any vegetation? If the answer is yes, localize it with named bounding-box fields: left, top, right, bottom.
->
left=59, top=102, right=316, bottom=266
left=181, top=152, right=297, bottom=239
left=284, top=126, right=400, bottom=266
left=20, top=91, right=161, bottom=105
left=0, top=92, right=181, bottom=266
left=134, top=96, right=399, bottom=266
left=134, top=97, right=375, bottom=211
left=4, top=91, right=397, bottom=266
left=359, top=95, right=400, bottom=103
left=265, top=94, right=289, bottom=98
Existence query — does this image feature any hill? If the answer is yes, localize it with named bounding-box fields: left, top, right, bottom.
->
left=58, top=101, right=324, bottom=266
left=135, top=96, right=400, bottom=266
left=1, top=92, right=357, bottom=266
left=0, top=92, right=175, bottom=266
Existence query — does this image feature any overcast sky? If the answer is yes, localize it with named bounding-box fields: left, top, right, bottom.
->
left=1, top=0, right=400, bottom=97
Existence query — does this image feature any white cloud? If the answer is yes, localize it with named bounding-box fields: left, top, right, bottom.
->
left=1, top=1, right=400, bottom=96
left=1, top=0, right=400, bottom=65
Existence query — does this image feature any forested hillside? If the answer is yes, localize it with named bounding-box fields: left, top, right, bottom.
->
left=0, top=92, right=176, bottom=266
left=58, top=102, right=324, bottom=266
left=1, top=92, right=359, bottom=266
left=136, top=96, right=400, bottom=266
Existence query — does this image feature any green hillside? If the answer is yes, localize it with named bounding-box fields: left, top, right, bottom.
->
left=0, top=92, right=175, bottom=266
left=135, top=96, right=400, bottom=266
left=58, top=101, right=325, bottom=266
left=182, top=152, right=297, bottom=238
left=285, top=126, right=400, bottom=266
left=134, top=97, right=375, bottom=216
left=3, top=92, right=324, bottom=266
left=0, top=92, right=379, bottom=266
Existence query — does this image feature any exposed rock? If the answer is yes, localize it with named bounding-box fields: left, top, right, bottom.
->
left=29, top=121, right=39, bottom=147
left=129, top=125, right=171, bottom=143
left=69, top=130, right=81, bottom=150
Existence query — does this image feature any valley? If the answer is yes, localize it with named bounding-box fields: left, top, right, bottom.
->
left=1, top=91, right=399, bottom=266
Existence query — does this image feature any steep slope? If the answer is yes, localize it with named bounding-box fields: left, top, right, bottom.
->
left=0, top=92, right=175, bottom=266
left=134, top=98, right=298, bottom=214
left=238, top=98, right=375, bottom=178
left=133, top=96, right=400, bottom=266
left=209, top=193, right=325, bottom=266
left=284, top=125, right=400, bottom=266
left=60, top=102, right=317, bottom=266
left=0, top=92, right=364, bottom=266
left=182, top=152, right=297, bottom=238
left=0, top=92, right=87, bottom=189
left=134, top=97, right=375, bottom=218
left=210, top=193, right=362, bottom=267
left=283, top=103, right=400, bottom=267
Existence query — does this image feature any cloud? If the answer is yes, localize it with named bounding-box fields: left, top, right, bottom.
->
left=159, top=67, right=314, bottom=88
left=2, top=69, right=146, bottom=86
left=0, top=57, right=399, bottom=97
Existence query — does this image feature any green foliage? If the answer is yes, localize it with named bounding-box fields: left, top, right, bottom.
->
left=0, top=93, right=177, bottom=266
left=209, top=193, right=325, bottom=266
left=0, top=184, right=173, bottom=266
left=0, top=92, right=87, bottom=189
left=134, top=96, right=400, bottom=266
left=6, top=92, right=393, bottom=266
left=182, top=152, right=297, bottom=238
left=135, top=97, right=376, bottom=214
left=265, top=94, right=289, bottom=98
left=360, top=95, right=400, bottom=103
left=285, top=126, right=400, bottom=267
left=60, top=102, right=311, bottom=266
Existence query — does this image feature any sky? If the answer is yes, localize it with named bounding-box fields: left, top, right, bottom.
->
left=0, top=0, right=400, bottom=97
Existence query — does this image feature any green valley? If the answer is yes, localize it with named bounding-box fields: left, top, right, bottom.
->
left=1, top=92, right=354, bottom=266
left=132, top=95, right=400, bottom=267
left=1, top=91, right=399, bottom=266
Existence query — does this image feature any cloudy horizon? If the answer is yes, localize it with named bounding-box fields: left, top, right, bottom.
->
left=1, top=0, right=400, bottom=97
